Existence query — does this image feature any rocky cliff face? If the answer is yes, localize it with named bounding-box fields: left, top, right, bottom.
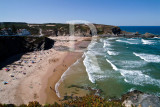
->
left=0, top=36, right=54, bottom=62
left=34, top=24, right=122, bottom=36
left=0, top=22, right=122, bottom=36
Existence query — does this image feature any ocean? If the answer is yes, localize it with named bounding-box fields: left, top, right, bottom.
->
left=57, top=27, right=160, bottom=99
left=120, top=26, right=160, bottom=35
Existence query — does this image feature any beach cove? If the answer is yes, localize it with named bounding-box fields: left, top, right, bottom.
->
left=0, top=36, right=91, bottom=105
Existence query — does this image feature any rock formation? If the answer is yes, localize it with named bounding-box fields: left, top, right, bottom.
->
left=0, top=36, right=54, bottom=62
left=122, top=90, right=160, bottom=107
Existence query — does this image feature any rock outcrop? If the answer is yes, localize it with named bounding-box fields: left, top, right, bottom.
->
left=30, top=24, right=122, bottom=36
left=122, top=90, right=160, bottom=107
left=0, top=22, right=123, bottom=36
left=0, top=36, right=55, bottom=62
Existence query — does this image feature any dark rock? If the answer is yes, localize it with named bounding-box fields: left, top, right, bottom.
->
left=143, top=33, right=155, bottom=38
left=35, top=24, right=122, bottom=36
left=0, top=36, right=55, bottom=62
left=122, top=90, right=160, bottom=107
left=112, top=27, right=121, bottom=34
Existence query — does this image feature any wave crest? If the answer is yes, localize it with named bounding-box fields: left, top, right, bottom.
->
left=133, top=52, right=160, bottom=63
left=141, top=39, right=154, bottom=45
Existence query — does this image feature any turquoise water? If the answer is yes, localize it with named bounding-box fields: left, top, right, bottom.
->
left=83, top=37, right=160, bottom=98
left=59, top=37, right=160, bottom=99
left=120, top=26, right=160, bottom=35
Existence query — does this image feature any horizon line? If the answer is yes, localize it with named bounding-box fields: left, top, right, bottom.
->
left=0, top=22, right=160, bottom=26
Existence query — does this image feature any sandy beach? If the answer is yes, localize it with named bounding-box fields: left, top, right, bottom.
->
left=0, top=36, right=91, bottom=105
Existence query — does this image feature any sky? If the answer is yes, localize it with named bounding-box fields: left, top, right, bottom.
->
left=0, top=0, right=160, bottom=26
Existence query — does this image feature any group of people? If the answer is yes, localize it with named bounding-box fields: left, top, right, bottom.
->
left=1, top=49, right=53, bottom=85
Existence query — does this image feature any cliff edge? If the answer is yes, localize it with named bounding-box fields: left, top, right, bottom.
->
left=0, top=36, right=55, bottom=62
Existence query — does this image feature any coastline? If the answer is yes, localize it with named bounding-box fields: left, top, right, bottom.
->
left=44, top=52, right=83, bottom=103
left=0, top=36, right=91, bottom=105
left=43, top=37, right=91, bottom=104
left=0, top=36, right=160, bottom=106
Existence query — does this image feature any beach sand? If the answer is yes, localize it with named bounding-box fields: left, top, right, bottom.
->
left=0, top=36, right=91, bottom=105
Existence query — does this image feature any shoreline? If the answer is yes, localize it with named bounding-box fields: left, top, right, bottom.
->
left=55, top=54, right=84, bottom=98
left=44, top=52, right=83, bottom=104
left=43, top=37, right=91, bottom=104
left=0, top=36, right=91, bottom=105
left=0, top=36, right=160, bottom=106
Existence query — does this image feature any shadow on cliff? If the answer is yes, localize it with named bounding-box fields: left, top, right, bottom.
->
left=0, top=53, right=24, bottom=70
left=0, top=36, right=55, bottom=70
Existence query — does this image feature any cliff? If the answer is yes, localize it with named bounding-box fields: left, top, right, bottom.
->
left=36, top=24, right=122, bottom=36
left=0, top=36, right=54, bottom=62
left=0, top=22, right=122, bottom=36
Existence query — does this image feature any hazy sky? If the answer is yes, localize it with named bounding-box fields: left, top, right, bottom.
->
left=0, top=0, right=160, bottom=26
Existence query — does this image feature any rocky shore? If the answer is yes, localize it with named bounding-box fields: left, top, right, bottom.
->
left=122, top=90, right=160, bottom=107
left=0, top=24, right=159, bottom=106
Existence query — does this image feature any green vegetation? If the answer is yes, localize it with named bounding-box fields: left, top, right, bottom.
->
left=0, top=95, right=127, bottom=107
left=63, top=95, right=125, bottom=107
left=0, top=22, right=39, bottom=35
left=0, top=22, right=121, bottom=36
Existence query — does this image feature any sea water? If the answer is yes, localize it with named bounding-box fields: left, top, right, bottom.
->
left=120, top=26, right=160, bottom=35
left=58, top=37, right=160, bottom=99
left=58, top=26, right=160, bottom=98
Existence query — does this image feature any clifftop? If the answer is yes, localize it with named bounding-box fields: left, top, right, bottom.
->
left=30, top=23, right=121, bottom=36
left=0, top=22, right=121, bottom=36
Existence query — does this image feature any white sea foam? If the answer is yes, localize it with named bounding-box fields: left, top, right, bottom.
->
left=87, top=48, right=105, bottom=56
left=116, top=39, right=138, bottom=44
left=154, top=37, right=159, bottom=38
left=83, top=40, right=105, bottom=83
left=84, top=50, right=107, bottom=83
left=83, top=42, right=96, bottom=83
left=119, top=60, right=147, bottom=68
left=107, top=37, right=117, bottom=40
left=120, top=69, right=160, bottom=87
left=127, top=38, right=137, bottom=40
left=128, top=88, right=136, bottom=92
left=133, top=52, right=160, bottom=63
left=107, top=50, right=119, bottom=56
left=55, top=58, right=81, bottom=98
left=106, top=59, right=118, bottom=71
left=141, top=39, right=154, bottom=45
left=88, top=41, right=97, bottom=49
left=100, top=38, right=104, bottom=42
left=55, top=65, right=72, bottom=98
left=103, top=42, right=111, bottom=48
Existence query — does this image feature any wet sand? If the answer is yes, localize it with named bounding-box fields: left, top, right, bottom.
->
left=44, top=37, right=91, bottom=104
left=0, top=36, right=91, bottom=105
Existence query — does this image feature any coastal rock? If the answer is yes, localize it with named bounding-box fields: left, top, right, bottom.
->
left=122, top=90, right=160, bottom=107
left=112, top=27, right=121, bottom=34
left=143, top=33, right=155, bottom=38
left=0, top=22, right=123, bottom=36
left=31, top=23, right=122, bottom=36
left=0, top=36, right=55, bottom=62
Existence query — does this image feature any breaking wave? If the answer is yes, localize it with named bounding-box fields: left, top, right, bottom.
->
left=103, top=42, right=111, bottom=48
left=119, top=69, right=160, bottom=87
left=107, top=50, right=119, bottom=56
left=83, top=52, right=106, bottom=83
left=141, top=39, right=154, bottom=45
left=116, top=39, right=138, bottom=44
left=133, top=52, right=160, bottom=63
left=119, top=60, right=147, bottom=68
left=106, top=59, right=118, bottom=71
